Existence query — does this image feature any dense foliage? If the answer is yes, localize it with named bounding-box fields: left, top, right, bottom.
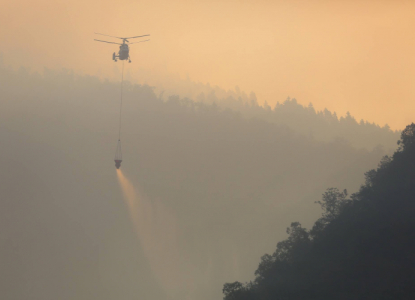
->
left=223, top=123, right=415, bottom=300
left=156, top=76, right=399, bottom=151
left=208, top=95, right=398, bottom=151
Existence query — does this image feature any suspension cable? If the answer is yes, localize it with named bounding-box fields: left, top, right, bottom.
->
left=118, top=60, right=124, bottom=140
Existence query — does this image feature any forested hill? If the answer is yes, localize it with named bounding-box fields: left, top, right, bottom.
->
left=154, top=74, right=399, bottom=151
left=0, top=66, right=401, bottom=300
left=223, top=124, right=415, bottom=300
left=221, top=97, right=399, bottom=151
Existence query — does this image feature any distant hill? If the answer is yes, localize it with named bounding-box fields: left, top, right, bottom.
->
left=217, top=96, right=399, bottom=151
left=0, top=66, right=399, bottom=300
left=148, top=72, right=399, bottom=151
left=223, top=124, right=415, bottom=300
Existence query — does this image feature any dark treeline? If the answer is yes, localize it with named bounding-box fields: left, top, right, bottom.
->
left=0, top=66, right=401, bottom=300
left=157, top=77, right=399, bottom=151
left=223, top=124, right=415, bottom=300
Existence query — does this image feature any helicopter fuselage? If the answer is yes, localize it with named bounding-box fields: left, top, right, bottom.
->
left=117, top=44, right=129, bottom=60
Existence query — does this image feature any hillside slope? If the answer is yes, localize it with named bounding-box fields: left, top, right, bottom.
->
left=223, top=124, right=415, bottom=300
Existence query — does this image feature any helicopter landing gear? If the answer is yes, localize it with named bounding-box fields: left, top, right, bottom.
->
left=129, top=59, right=131, bottom=63
left=113, top=52, right=117, bottom=62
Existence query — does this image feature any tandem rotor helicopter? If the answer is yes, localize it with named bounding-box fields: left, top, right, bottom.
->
left=94, top=32, right=150, bottom=63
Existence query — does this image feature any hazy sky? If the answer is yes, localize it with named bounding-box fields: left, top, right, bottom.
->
left=1, top=0, right=414, bottom=129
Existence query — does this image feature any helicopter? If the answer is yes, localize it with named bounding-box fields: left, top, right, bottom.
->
left=94, top=32, right=150, bottom=63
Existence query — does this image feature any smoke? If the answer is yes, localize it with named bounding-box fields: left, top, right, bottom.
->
left=116, top=169, right=209, bottom=298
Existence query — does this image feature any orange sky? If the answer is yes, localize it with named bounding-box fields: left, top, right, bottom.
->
left=1, top=0, right=414, bottom=129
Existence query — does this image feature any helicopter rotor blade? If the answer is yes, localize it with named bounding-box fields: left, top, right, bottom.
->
left=95, top=33, right=150, bottom=40
left=125, top=34, right=150, bottom=39
left=129, top=39, right=150, bottom=44
left=94, top=39, right=122, bottom=45
left=94, top=32, right=125, bottom=40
